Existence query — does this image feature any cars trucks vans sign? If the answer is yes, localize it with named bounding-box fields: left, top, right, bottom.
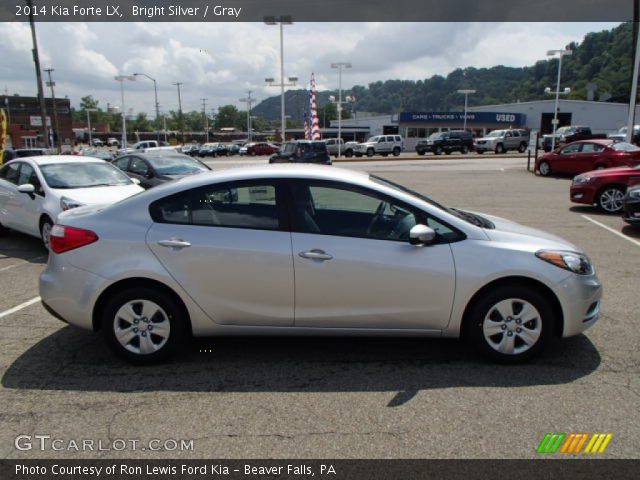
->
left=399, top=112, right=526, bottom=125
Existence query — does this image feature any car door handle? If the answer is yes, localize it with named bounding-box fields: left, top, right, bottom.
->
left=299, top=249, right=333, bottom=261
left=158, top=239, right=191, bottom=249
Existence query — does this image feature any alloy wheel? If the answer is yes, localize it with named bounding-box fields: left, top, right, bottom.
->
left=599, top=187, right=625, bottom=213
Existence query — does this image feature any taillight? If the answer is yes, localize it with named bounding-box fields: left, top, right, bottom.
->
left=49, top=225, right=98, bottom=254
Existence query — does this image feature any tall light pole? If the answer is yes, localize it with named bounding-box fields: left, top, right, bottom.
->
left=85, top=108, right=98, bottom=146
left=457, top=89, right=476, bottom=132
left=27, top=0, right=48, bottom=148
left=547, top=49, right=573, bottom=151
left=330, top=62, right=353, bottom=157
left=201, top=98, right=208, bottom=143
left=264, top=16, right=294, bottom=142
left=43, top=68, right=61, bottom=150
left=626, top=21, right=640, bottom=144
left=133, top=72, right=160, bottom=142
left=114, top=75, right=135, bottom=150
left=172, top=82, right=184, bottom=144
left=239, top=91, right=256, bottom=142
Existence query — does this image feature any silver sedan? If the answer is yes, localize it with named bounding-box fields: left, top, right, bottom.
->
left=39, top=165, right=602, bottom=364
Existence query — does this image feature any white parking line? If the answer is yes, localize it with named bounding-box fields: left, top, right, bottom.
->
left=582, top=215, right=640, bottom=247
left=0, top=296, right=41, bottom=319
left=0, top=256, right=47, bottom=273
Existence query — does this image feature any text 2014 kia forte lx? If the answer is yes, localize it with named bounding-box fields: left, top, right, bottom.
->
left=39, top=165, right=602, bottom=364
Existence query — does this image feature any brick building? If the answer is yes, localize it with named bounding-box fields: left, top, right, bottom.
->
left=1, top=94, right=73, bottom=149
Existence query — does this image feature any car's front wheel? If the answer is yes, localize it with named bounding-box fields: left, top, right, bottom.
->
left=538, top=161, right=551, bottom=176
left=597, top=185, right=625, bottom=213
left=40, top=216, right=53, bottom=251
left=102, top=288, right=188, bottom=364
left=464, top=286, right=554, bottom=363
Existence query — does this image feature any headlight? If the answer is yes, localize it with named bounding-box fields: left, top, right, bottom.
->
left=628, top=189, right=640, bottom=200
left=572, top=176, right=592, bottom=185
left=60, top=197, right=85, bottom=211
left=536, top=250, right=593, bottom=275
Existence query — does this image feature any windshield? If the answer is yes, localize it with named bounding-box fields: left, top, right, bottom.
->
left=611, top=142, right=640, bottom=152
left=365, top=136, right=381, bottom=143
left=556, top=126, right=574, bottom=134
left=280, top=143, right=298, bottom=154
left=147, top=156, right=209, bottom=175
left=487, top=130, right=505, bottom=138
left=370, top=174, right=494, bottom=228
left=428, top=132, right=445, bottom=140
left=40, top=162, right=133, bottom=188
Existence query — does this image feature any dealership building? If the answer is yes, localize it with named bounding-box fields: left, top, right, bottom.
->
left=334, top=100, right=639, bottom=150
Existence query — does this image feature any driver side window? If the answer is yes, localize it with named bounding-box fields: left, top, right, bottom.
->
left=291, top=182, right=422, bottom=242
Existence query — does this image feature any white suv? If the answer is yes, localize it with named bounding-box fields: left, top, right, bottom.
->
left=354, top=135, right=404, bottom=157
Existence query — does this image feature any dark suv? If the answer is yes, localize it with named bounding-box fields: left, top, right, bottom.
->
left=415, top=130, right=474, bottom=155
left=269, top=140, right=331, bottom=165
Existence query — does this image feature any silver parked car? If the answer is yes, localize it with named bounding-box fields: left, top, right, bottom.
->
left=40, top=165, right=602, bottom=364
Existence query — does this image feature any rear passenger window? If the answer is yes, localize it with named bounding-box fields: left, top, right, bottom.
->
left=150, top=182, right=281, bottom=231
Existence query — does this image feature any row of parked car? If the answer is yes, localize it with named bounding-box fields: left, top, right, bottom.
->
left=534, top=138, right=640, bottom=226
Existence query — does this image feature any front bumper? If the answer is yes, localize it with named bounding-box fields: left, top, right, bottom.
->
left=554, top=272, right=602, bottom=337
left=622, top=197, right=640, bottom=224
left=570, top=185, right=597, bottom=205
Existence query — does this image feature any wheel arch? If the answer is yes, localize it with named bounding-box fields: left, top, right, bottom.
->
left=460, top=276, right=564, bottom=338
left=92, top=277, right=192, bottom=335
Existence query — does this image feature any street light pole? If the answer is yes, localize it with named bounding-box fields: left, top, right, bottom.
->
left=85, top=108, right=98, bottom=146
left=201, top=98, right=208, bottom=143
left=173, top=82, right=184, bottom=144
left=265, top=16, right=293, bottom=142
left=239, top=91, right=256, bottom=142
left=133, top=73, right=160, bottom=141
left=331, top=62, right=352, bottom=157
left=457, top=89, right=476, bottom=131
left=27, top=0, right=48, bottom=148
left=114, top=75, right=135, bottom=150
left=547, top=49, right=573, bottom=151
left=44, top=68, right=61, bottom=150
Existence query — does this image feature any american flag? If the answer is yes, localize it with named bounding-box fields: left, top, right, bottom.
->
left=309, top=73, right=321, bottom=140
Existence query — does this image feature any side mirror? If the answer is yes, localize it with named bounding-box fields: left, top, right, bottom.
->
left=131, top=178, right=141, bottom=185
left=17, top=184, right=35, bottom=194
left=409, top=224, right=436, bottom=246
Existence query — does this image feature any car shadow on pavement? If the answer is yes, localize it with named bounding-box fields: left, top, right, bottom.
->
left=0, top=232, right=47, bottom=262
left=2, top=327, right=601, bottom=407
left=621, top=225, right=640, bottom=238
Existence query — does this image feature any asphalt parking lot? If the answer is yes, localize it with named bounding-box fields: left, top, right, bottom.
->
left=0, top=156, right=638, bottom=459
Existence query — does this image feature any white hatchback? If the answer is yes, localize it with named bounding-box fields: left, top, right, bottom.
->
left=0, top=155, right=144, bottom=249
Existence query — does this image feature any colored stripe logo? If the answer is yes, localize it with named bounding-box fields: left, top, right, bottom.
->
left=537, top=433, right=613, bottom=454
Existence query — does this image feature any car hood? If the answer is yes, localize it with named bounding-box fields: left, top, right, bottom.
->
left=578, top=166, right=638, bottom=178
left=476, top=136, right=498, bottom=142
left=474, top=212, right=582, bottom=252
left=57, top=184, right=144, bottom=206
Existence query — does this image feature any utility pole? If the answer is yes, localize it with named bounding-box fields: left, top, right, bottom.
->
left=44, top=68, right=61, bottom=150
left=173, top=82, right=184, bottom=144
left=27, top=0, right=48, bottom=148
left=201, top=98, right=208, bottom=143
left=239, top=91, right=255, bottom=142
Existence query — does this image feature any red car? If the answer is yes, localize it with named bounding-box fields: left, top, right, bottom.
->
left=245, top=142, right=279, bottom=156
left=536, top=140, right=640, bottom=177
left=570, top=164, right=640, bottom=213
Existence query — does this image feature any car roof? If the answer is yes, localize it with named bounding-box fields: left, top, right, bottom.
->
left=10, top=155, right=107, bottom=166
left=572, top=139, right=614, bottom=145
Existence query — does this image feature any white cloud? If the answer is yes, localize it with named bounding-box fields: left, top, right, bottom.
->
left=0, top=21, right=621, bottom=115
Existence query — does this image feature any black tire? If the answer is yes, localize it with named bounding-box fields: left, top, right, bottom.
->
left=518, top=143, right=527, bottom=153
left=345, top=149, right=353, bottom=158
left=435, top=146, right=443, bottom=155
left=463, top=285, right=554, bottom=364
left=477, top=150, right=484, bottom=155
left=461, top=145, right=469, bottom=154
left=39, top=216, right=53, bottom=251
left=251, top=151, right=256, bottom=156
left=392, top=147, right=401, bottom=156
left=0, top=221, right=8, bottom=236
left=596, top=185, right=626, bottom=213
left=102, top=287, right=188, bottom=365
left=366, top=148, right=374, bottom=157
left=495, top=144, right=505, bottom=154
left=538, top=161, right=551, bottom=177
left=445, top=150, right=451, bottom=155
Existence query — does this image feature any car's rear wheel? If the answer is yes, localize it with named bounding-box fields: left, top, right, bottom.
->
left=393, top=147, right=401, bottom=156
left=538, top=161, right=551, bottom=176
left=40, top=216, right=53, bottom=251
left=102, top=288, right=188, bottom=365
left=345, top=149, right=353, bottom=158
left=597, top=185, right=625, bottom=213
left=518, top=143, right=527, bottom=153
left=435, top=146, right=443, bottom=155
left=464, top=286, right=554, bottom=363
